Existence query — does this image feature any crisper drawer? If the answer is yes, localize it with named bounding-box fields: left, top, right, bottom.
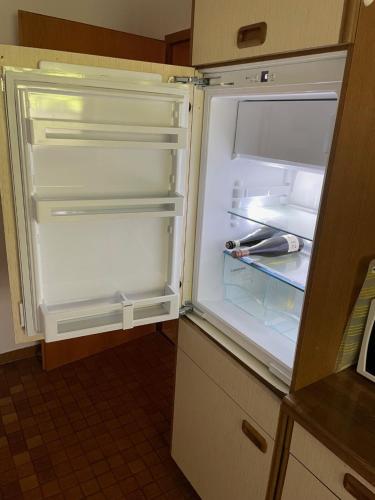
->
left=178, top=317, right=280, bottom=438
left=172, top=348, right=274, bottom=500
left=290, top=424, right=375, bottom=499
left=192, top=0, right=346, bottom=66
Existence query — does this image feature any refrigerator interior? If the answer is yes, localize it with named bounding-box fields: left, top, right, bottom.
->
left=6, top=70, right=189, bottom=341
left=193, top=70, right=342, bottom=382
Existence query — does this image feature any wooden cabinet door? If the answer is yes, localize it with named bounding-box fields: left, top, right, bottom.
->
left=282, top=455, right=338, bottom=500
left=192, top=0, right=351, bottom=66
left=172, top=348, right=274, bottom=500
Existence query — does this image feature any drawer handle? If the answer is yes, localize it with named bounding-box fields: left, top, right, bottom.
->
left=241, top=420, right=267, bottom=453
left=237, top=22, right=267, bottom=49
left=343, top=473, right=375, bottom=500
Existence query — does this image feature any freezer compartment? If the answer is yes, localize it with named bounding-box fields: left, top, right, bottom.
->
left=233, top=99, right=337, bottom=169
left=223, top=253, right=304, bottom=343
left=27, top=119, right=187, bottom=149
left=41, top=286, right=178, bottom=342
left=32, top=193, right=184, bottom=222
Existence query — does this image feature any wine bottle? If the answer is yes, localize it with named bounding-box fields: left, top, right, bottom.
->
left=225, top=227, right=279, bottom=249
left=232, top=234, right=304, bottom=258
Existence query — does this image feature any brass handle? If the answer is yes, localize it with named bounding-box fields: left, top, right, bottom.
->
left=343, top=473, right=375, bottom=500
left=241, top=420, right=267, bottom=453
left=237, top=22, right=267, bottom=48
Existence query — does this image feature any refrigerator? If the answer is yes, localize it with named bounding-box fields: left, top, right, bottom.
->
left=3, top=50, right=346, bottom=386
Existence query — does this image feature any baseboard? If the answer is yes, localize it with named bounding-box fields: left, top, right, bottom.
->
left=0, top=345, right=39, bottom=366
left=41, top=324, right=156, bottom=371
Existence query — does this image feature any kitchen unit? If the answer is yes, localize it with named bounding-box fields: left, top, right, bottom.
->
left=1, top=1, right=375, bottom=499
left=281, top=369, right=375, bottom=500
left=192, top=0, right=360, bottom=66
left=0, top=44, right=347, bottom=500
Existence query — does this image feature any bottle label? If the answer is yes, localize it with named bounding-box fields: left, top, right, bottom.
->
left=282, top=234, right=300, bottom=253
left=234, top=240, right=241, bottom=248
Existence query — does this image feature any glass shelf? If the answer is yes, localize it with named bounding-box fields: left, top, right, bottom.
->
left=228, top=204, right=317, bottom=242
left=223, top=248, right=310, bottom=291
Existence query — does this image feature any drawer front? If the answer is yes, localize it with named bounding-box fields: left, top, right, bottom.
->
left=172, top=348, right=274, bottom=500
left=178, top=317, right=280, bottom=438
left=290, top=423, right=375, bottom=499
left=192, top=0, right=346, bottom=66
left=282, top=455, right=338, bottom=500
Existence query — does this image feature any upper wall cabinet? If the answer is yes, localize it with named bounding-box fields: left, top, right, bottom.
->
left=192, top=0, right=359, bottom=66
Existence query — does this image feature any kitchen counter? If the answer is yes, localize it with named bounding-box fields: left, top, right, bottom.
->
left=282, top=367, right=375, bottom=486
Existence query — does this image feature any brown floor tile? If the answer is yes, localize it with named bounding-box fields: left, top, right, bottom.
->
left=0, top=334, right=199, bottom=499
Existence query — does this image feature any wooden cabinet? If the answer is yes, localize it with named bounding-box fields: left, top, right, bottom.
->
left=282, top=455, right=337, bottom=500
left=172, top=318, right=281, bottom=500
left=192, top=0, right=359, bottom=66
left=281, top=423, right=375, bottom=500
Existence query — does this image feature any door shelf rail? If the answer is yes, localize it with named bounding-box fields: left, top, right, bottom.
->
left=40, top=286, right=179, bottom=342
left=228, top=203, right=317, bottom=242
left=27, top=118, right=187, bottom=149
left=223, top=249, right=309, bottom=291
left=32, top=193, right=184, bottom=222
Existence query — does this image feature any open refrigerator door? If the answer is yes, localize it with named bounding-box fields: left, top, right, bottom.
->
left=4, top=65, right=191, bottom=342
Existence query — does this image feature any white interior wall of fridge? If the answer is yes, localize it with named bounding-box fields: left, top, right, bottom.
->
left=6, top=70, right=189, bottom=341
left=192, top=90, right=338, bottom=382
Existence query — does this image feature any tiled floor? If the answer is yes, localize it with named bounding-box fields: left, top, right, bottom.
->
left=0, top=333, right=199, bottom=499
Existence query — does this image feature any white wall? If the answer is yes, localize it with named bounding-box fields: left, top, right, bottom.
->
left=0, top=0, right=191, bottom=354
left=0, top=0, right=192, bottom=44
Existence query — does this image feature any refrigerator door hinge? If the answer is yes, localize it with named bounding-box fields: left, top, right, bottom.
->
left=19, top=302, right=25, bottom=328
left=168, top=76, right=211, bottom=87
left=179, top=301, right=193, bottom=316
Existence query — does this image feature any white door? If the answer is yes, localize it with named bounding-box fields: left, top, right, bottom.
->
left=4, top=66, right=191, bottom=342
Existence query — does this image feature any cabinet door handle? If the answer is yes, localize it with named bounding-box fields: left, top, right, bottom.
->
left=237, top=22, right=267, bottom=49
left=241, top=420, right=267, bottom=453
left=343, top=473, right=375, bottom=500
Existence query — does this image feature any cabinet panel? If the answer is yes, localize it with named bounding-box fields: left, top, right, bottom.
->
left=282, top=455, right=338, bottom=500
left=178, top=317, right=281, bottom=438
left=192, top=0, right=346, bottom=66
left=172, top=348, right=274, bottom=500
left=290, top=424, right=375, bottom=499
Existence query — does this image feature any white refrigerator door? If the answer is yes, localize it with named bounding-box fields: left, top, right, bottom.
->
left=4, top=67, right=190, bottom=342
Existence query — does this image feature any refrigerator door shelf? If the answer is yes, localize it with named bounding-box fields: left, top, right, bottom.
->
left=122, top=286, right=178, bottom=329
left=228, top=204, right=317, bottom=242
left=27, top=119, right=187, bottom=150
left=41, top=286, right=178, bottom=342
left=32, top=193, right=184, bottom=222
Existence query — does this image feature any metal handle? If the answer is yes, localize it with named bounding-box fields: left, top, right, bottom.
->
left=241, top=420, right=267, bottom=453
left=343, top=473, right=375, bottom=500
left=237, top=22, right=267, bottom=49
